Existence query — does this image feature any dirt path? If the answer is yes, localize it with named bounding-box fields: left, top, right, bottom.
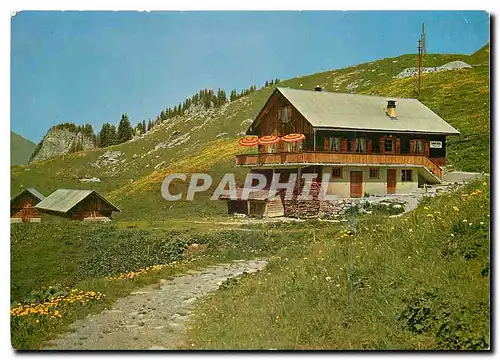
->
left=44, top=259, right=267, bottom=350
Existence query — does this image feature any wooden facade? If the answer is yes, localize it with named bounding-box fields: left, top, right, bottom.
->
left=315, top=130, right=447, bottom=166
left=223, top=189, right=285, bottom=218
left=236, top=152, right=442, bottom=179
left=248, top=92, right=314, bottom=153
left=10, top=189, right=44, bottom=223
left=68, top=193, right=116, bottom=220
left=226, top=197, right=284, bottom=218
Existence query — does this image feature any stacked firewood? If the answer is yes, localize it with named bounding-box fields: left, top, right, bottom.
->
left=282, top=178, right=322, bottom=218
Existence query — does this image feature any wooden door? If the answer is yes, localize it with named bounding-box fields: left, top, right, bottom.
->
left=387, top=169, right=396, bottom=194
left=350, top=171, right=363, bottom=198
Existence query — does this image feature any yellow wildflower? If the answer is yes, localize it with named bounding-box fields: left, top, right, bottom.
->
left=453, top=206, right=460, bottom=212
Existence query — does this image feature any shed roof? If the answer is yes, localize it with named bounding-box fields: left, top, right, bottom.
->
left=11, top=188, right=45, bottom=203
left=35, top=189, right=120, bottom=214
left=263, top=87, right=460, bottom=135
left=219, top=188, right=282, bottom=201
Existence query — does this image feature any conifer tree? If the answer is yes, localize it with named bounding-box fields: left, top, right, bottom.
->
left=117, top=113, right=134, bottom=144
left=230, top=89, right=237, bottom=102
left=98, top=123, right=117, bottom=148
left=136, top=121, right=145, bottom=135
left=108, top=124, right=117, bottom=145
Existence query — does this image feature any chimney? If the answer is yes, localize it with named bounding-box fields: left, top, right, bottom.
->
left=386, top=100, right=397, bottom=118
left=314, top=85, right=323, bottom=92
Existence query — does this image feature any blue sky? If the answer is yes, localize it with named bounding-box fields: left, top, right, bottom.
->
left=11, top=11, right=489, bottom=142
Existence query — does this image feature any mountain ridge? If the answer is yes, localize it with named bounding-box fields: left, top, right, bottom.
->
left=10, top=131, right=36, bottom=166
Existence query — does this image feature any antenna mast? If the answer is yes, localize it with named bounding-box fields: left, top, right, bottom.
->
left=417, top=38, right=423, bottom=99
left=421, top=23, right=426, bottom=55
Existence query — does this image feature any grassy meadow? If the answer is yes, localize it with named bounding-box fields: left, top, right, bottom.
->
left=186, top=178, right=490, bottom=350
left=10, top=218, right=323, bottom=349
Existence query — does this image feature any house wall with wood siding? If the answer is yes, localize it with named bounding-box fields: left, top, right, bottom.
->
left=10, top=192, right=43, bottom=222
left=316, top=130, right=446, bottom=165
left=68, top=193, right=115, bottom=220
left=250, top=92, right=314, bottom=152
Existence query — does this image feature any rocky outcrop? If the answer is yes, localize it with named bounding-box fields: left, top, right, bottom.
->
left=30, top=128, right=96, bottom=163
left=394, top=60, right=473, bottom=79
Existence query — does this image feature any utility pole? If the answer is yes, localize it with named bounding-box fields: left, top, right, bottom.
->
left=417, top=38, right=423, bottom=99
left=416, top=23, right=426, bottom=99
left=421, top=23, right=426, bottom=55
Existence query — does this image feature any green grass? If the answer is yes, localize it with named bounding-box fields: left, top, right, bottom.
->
left=10, top=220, right=309, bottom=349
left=186, top=178, right=490, bottom=350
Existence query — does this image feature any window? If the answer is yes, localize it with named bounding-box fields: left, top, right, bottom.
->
left=324, top=137, right=341, bottom=152
left=384, top=139, right=393, bottom=153
left=268, top=144, right=276, bottom=153
left=402, top=169, right=412, bottom=182
left=369, top=168, right=379, bottom=178
left=332, top=167, right=342, bottom=178
left=412, top=139, right=424, bottom=154
left=332, top=137, right=340, bottom=152
left=280, top=106, right=292, bottom=123
left=356, top=138, right=366, bottom=153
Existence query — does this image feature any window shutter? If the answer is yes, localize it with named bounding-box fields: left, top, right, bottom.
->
left=395, top=138, right=401, bottom=153
left=409, top=140, right=415, bottom=154
left=379, top=138, right=385, bottom=153
left=367, top=139, right=373, bottom=153
left=340, top=138, right=348, bottom=152
left=424, top=141, right=430, bottom=156
left=350, top=139, right=356, bottom=152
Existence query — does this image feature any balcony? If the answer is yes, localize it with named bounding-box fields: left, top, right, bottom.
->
left=235, top=151, right=443, bottom=180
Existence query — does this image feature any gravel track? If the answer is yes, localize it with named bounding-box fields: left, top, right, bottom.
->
left=44, top=259, right=267, bottom=350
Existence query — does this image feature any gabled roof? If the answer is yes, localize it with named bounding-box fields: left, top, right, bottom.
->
left=253, top=87, right=460, bottom=135
left=35, top=189, right=120, bottom=214
left=11, top=188, right=45, bottom=203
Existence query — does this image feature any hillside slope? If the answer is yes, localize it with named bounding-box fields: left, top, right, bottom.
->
left=11, top=131, right=36, bottom=166
left=187, top=178, right=490, bottom=350
left=10, top=44, right=489, bottom=220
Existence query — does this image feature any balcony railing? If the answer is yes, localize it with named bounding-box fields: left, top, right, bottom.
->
left=235, top=151, right=443, bottom=179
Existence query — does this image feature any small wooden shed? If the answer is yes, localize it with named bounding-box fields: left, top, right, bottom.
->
left=220, top=189, right=284, bottom=218
left=35, top=189, right=120, bottom=221
left=10, top=188, right=45, bottom=223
